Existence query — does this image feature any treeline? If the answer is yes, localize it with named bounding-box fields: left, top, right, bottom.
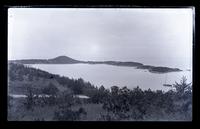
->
left=8, top=63, right=192, bottom=121
left=8, top=63, right=99, bottom=95
left=13, top=76, right=191, bottom=121
left=100, top=77, right=191, bottom=121
left=84, top=76, right=192, bottom=121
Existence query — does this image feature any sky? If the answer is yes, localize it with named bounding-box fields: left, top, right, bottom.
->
left=8, top=8, right=193, bottom=68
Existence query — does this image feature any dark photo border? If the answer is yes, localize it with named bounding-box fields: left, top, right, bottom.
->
left=0, top=0, right=199, bottom=128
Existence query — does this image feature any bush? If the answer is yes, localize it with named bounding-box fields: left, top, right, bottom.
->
left=101, top=77, right=192, bottom=121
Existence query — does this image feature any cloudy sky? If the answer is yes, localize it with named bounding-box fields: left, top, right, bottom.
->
left=8, top=8, right=193, bottom=68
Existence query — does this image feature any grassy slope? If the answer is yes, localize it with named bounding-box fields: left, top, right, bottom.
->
left=8, top=63, right=71, bottom=95
left=8, top=63, right=104, bottom=121
left=8, top=97, right=104, bottom=121
left=8, top=77, right=69, bottom=94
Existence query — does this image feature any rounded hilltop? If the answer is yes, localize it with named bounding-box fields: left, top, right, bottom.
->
left=47, top=55, right=82, bottom=64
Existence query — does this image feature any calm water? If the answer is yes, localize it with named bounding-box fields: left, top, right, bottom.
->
left=30, top=64, right=192, bottom=91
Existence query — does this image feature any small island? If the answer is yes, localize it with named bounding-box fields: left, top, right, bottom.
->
left=136, top=65, right=182, bottom=73
left=9, top=56, right=182, bottom=73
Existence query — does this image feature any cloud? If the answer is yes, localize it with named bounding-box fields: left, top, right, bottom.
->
left=8, top=8, right=193, bottom=69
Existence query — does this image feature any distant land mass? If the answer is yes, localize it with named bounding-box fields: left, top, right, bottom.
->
left=9, top=55, right=182, bottom=73
left=9, top=56, right=82, bottom=64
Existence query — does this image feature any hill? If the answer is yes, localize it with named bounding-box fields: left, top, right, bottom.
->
left=9, top=56, right=82, bottom=64
left=9, top=55, right=182, bottom=73
left=8, top=63, right=97, bottom=95
left=47, top=56, right=82, bottom=64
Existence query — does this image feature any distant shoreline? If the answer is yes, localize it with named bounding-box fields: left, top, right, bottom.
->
left=9, top=55, right=182, bottom=74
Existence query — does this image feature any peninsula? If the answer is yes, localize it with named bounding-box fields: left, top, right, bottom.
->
left=9, top=56, right=182, bottom=73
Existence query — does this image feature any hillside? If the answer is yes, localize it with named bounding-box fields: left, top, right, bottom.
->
left=8, top=63, right=97, bottom=95
left=8, top=63, right=192, bottom=121
left=47, top=56, right=82, bottom=64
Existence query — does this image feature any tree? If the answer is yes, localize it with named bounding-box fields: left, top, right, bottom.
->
left=24, top=86, right=35, bottom=110
left=71, top=78, right=85, bottom=94
left=98, top=85, right=110, bottom=103
left=28, top=74, right=33, bottom=81
left=173, top=76, right=192, bottom=95
left=111, top=86, right=119, bottom=95
left=42, top=82, right=59, bottom=95
left=53, top=92, right=87, bottom=121
left=40, top=83, right=59, bottom=105
left=99, top=85, right=106, bottom=92
left=102, top=86, right=132, bottom=120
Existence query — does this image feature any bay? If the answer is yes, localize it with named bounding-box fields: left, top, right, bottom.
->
left=30, top=64, right=192, bottom=91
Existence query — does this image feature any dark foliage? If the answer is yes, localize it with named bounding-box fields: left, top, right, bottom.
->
left=100, top=77, right=192, bottom=121
left=42, top=83, right=59, bottom=95
left=8, top=63, right=99, bottom=96
left=8, top=63, right=192, bottom=121
left=53, top=92, right=87, bottom=121
left=24, top=86, right=35, bottom=110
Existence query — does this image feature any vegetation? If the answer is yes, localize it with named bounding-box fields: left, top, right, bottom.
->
left=8, top=63, right=192, bottom=121
left=99, top=77, right=192, bottom=121
left=10, top=55, right=182, bottom=73
left=137, top=65, right=182, bottom=73
left=42, top=83, right=59, bottom=95
left=8, top=63, right=98, bottom=95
